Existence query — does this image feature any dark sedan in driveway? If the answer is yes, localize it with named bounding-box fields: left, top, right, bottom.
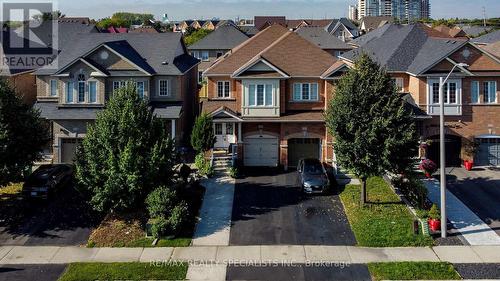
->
left=297, top=158, right=331, bottom=194
left=23, top=164, right=74, bottom=199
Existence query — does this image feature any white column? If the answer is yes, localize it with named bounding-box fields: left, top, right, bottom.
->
left=238, top=122, right=242, bottom=143
left=171, top=119, right=176, bottom=140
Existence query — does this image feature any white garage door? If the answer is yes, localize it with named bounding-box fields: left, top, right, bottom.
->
left=476, top=138, right=500, bottom=166
left=244, top=135, right=279, bottom=167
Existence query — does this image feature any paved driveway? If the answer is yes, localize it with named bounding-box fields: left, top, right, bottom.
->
left=230, top=170, right=355, bottom=245
left=0, top=184, right=101, bottom=246
left=0, top=264, right=66, bottom=281
left=447, top=167, right=500, bottom=236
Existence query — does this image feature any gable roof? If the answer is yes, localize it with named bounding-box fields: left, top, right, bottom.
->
left=35, top=33, right=198, bottom=76
left=296, top=26, right=352, bottom=50
left=360, top=16, right=394, bottom=31
left=188, top=24, right=249, bottom=50
left=254, top=16, right=286, bottom=30
left=341, top=23, right=468, bottom=75
left=326, top=18, right=359, bottom=35
left=473, top=30, right=500, bottom=44
left=204, top=25, right=336, bottom=77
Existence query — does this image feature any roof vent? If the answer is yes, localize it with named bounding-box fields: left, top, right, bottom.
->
left=162, top=61, right=168, bottom=65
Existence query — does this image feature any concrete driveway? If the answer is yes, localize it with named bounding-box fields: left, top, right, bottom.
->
left=0, top=184, right=101, bottom=246
left=230, top=169, right=356, bottom=245
left=447, top=167, right=500, bottom=236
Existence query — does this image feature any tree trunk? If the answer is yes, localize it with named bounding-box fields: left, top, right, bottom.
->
left=360, top=178, right=367, bottom=205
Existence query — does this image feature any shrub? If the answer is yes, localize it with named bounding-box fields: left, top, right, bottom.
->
left=194, top=153, right=213, bottom=177
left=190, top=113, right=216, bottom=153
left=167, top=201, right=189, bottom=235
left=146, top=186, right=177, bottom=219
left=229, top=167, right=239, bottom=178
left=392, top=175, right=428, bottom=209
left=179, top=164, right=191, bottom=183
left=150, top=216, right=169, bottom=239
left=429, top=204, right=440, bottom=220
left=419, top=159, right=437, bottom=175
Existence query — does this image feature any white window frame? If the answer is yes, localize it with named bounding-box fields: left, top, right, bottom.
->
left=247, top=83, right=273, bottom=107
left=49, top=79, right=58, bottom=97
left=428, top=79, right=461, bottom=105
left=77, top=74, right=86, bottom=103
left=426, top=78, right=462, bottom=116
left=158, top=79, right=170, bottom=97
left=293, top=83, right=319, bottom=101
left=392, top=77, right=404, bottom=92
left=136, top=81, right=145, bottom=99
left=484, top=81, right=497, bottom=104
left=201, top=51, right=209, bottom=62
left=113, top=81, right=126, bottom=92
left=88, top=80, right=98, bottom=103
left=65, top=81, right=75, bottom=103
left=217, top=81, right=230, bottom=98
left=191, top=51, right=200, bottom=60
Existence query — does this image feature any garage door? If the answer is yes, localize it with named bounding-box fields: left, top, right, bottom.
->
left=288, top=138, right=320, bottom=168
left=476, top=138, right=500, bottom=166
left=244, top=135, right=279, bottom=167
left=427, top=135, right=461, bottom=167
left=61, top=138, right=81, bottom=164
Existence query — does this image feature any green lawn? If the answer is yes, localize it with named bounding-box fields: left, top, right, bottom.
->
left=58, top=262, right=188, bottom=281
left=126, top=237, right=192, bottom=247
left=368, top=262, right=461, bottom=281
left=339, top=177, right=433, bottom=247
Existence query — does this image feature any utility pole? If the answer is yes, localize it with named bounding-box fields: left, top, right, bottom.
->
left=482, top=6, right=487, bottom=27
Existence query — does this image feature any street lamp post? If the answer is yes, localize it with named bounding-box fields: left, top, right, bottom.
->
left=439, top=62, right=469, bottom=238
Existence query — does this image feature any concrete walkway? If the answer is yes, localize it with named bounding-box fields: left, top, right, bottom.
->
left=192, top=175, right=235, bottom=246
left=1, top=245, right=499, bottom=265
left=423, top=178, right=500, bottom=246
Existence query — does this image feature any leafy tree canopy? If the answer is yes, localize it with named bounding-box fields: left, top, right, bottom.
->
left=97, top=12, right=155, bottom=29
left=325, top=54, right=419, bottom=202
left=0, top=79, right=49, bottom=186
left=184, top=28, right=212, bottom=46
left=75, top=84, right=176, bottom=212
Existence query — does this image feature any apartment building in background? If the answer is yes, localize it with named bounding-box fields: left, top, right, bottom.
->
left=356, top=0, right=430, bottom=21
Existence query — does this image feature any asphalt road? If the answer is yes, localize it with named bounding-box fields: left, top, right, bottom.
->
left=0, top=184, right=101, bottom=246
left=226, top=264, right=371, bottom=281
left=454, top=263, right=500, bottom=279
left=230, top=169, right=356, bottom=245
left=0, top=264, right=67, bottom=281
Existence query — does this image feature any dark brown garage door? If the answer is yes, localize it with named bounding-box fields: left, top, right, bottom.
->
left=288, top=138, right=320, bottom=168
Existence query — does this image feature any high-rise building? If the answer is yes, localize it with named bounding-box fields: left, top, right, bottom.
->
left=357, top=0, right=430, bottom=21
left=421, top=0, right=430, bottom=19
left=349, top=5, right=359, bottom=21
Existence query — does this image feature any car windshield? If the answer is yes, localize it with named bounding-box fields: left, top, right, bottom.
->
left=304, top=162, right=323, bottom=175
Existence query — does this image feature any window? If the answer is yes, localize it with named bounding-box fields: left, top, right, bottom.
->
left=471, top=81, right=479, bottom=104
left=247, top=83, right=273, bottom=106
left=136, top=81, right=145, bottom=99
left=89, top=81, right=97, bottom=103
left=201, top=51, right=209, bottom=61
left=226, top=123, right=233, bottom=135
left=392, top=77, right=404, bottom=92
left=191, top=51, right=200, bottom=60
left=484, top=81, right=497, bottom=104
left=66, top=81, right=74, bottom=103
left=77, top=74, right=85, bottom=103
left=293, top=83, right=319, bottom=101
left=214, top=123, right=223, bottom=135
left=198, top=71, right=203, bottom=84
left=159, top=80, right=169, bottom=96
left=430, top=81, right=458, bottom=105
left=49, top=80, right=58, bottom=96
left=216, top=51, right=224, bottom=58
left=113, top=81, right=126, bottom=91
left=217, top=81, right=230, bottom=98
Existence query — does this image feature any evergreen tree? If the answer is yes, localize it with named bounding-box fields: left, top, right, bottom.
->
left=75, top=84, right=176, bottom=212
left=190, top=113, right=216, bottom=153
left=326, top=54, right=419, bottom=205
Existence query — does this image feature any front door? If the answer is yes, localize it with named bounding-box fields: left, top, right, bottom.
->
left=214, top=123, right=235, bottom=149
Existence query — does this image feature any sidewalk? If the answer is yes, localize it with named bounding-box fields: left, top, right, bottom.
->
left=423, top=178, right=500, bottom=246
left=192, top=175, right=235, bottom=246
left=1, top=245, right=499, bottom=265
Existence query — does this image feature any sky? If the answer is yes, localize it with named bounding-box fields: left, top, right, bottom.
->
left=58, top=0, right=500, bottom=21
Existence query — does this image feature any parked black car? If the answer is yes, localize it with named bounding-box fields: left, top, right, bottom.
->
left=23, top=164, right=74, bottom=199
left=297, top=158, right=330, bottom=194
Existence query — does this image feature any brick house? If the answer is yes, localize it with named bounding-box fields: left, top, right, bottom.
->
left=344, top=23, right=500, bottom=166
left=202, top=25, right=349, bottom=169
left=33, top=33, right=199, bottom=164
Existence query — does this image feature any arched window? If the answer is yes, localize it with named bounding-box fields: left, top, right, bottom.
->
left=77, top=74, right=85, bottom=103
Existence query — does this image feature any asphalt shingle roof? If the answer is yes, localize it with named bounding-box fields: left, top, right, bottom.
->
left=35, top=33, right=198, bottom=76
left=296, top=26, right=352, bottom=50
left=473, top=30, right=500, bottom=44
left=342, top=24, right=467, bottom=75
left=188, top=25, right=249, bottom=50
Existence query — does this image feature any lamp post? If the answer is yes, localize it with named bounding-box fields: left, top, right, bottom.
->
left=439, top=62, right=469, bottom=238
